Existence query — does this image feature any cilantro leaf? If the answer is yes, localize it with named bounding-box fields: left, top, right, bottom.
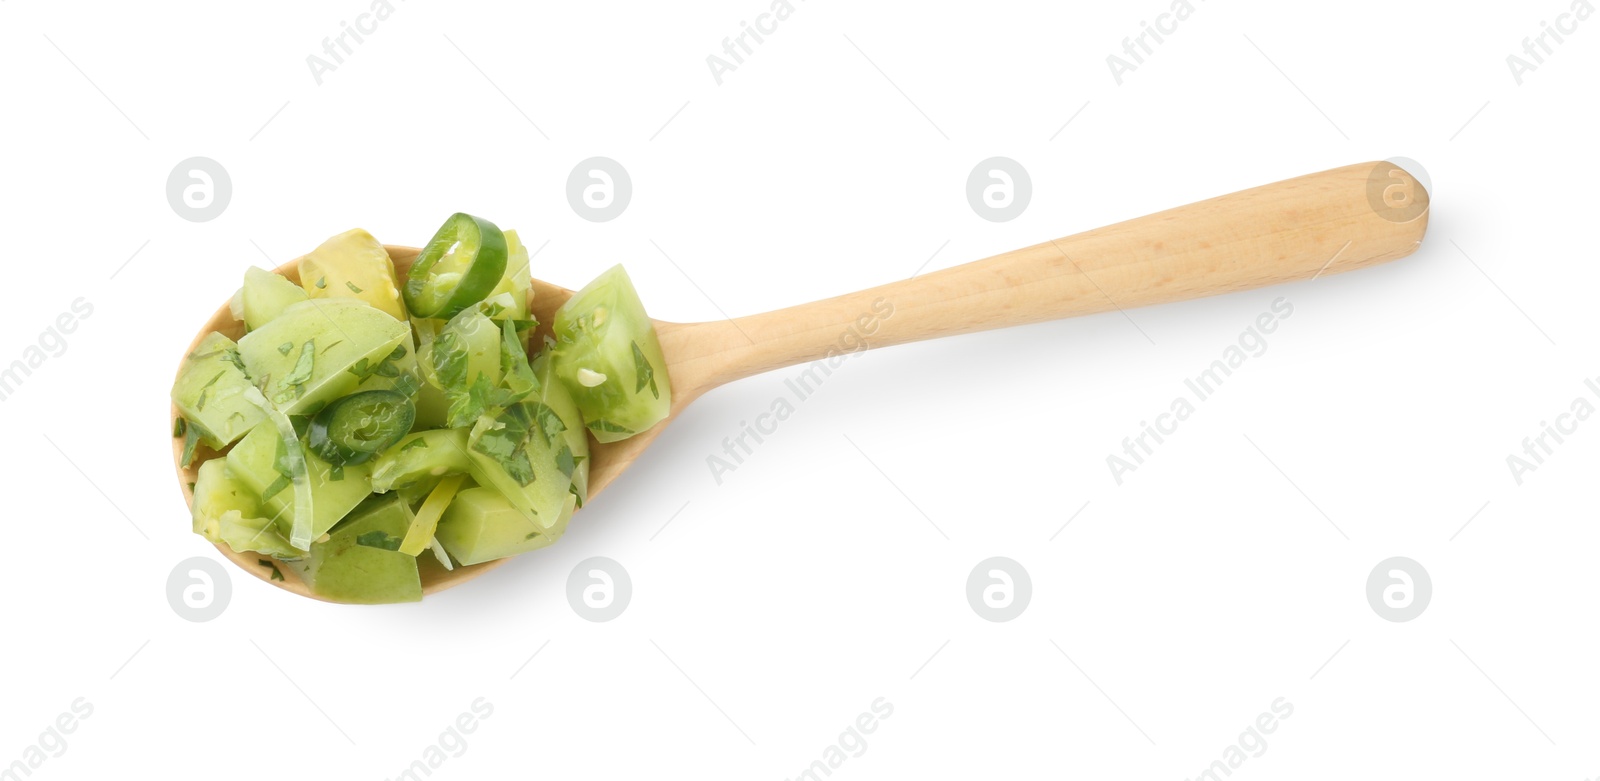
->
left=220, top=348, right=248, bottom=374
left=196, top=370, right=227, bottom=412
left=470, top=403, right=538, bottom=486
left=179, top=421, right=203, bottom=468
left=527, top=401, right=566, bottom=446
left=555, top=443, right=576, bottom=480
left=632, top=341, right=658, bottom=399
left=355, top=530, right=402, bottom=551
left=272, top=340, right=316, bottom=405
left=498, top=319, right=538, bottom=402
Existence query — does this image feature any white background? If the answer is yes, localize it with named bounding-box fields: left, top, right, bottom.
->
left=1, top=0, right=1596, bottom=778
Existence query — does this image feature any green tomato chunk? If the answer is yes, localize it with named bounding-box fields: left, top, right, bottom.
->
left=190, top=459, right=300, bottom=558
left=434, top=486, right=573, bottom=566
left=226, top=421, right=373, bottom=544
left=465, top=399, right=579, bottom=530
left=236, top=298, right=409, bottom=415
left=370, top=428, right=473, bottom=493
left=236, top=266, right=309, bottom=331
left=532, top=352, right=589, bottom=505
left=424, top=309, right=502, bottom=428
left=172, top=332, right=267, bottom=449
left=299, top=494, right=422, bottom=604
left=551, top=265, right=671, bottom=443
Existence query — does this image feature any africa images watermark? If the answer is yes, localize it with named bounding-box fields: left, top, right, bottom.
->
left=1503, top=375, right=1600, bottom=485
left=1107, top=297, right=1294, bottom=485
left=1183, top=697, right=1294, bottom=781
left=2, top=698, right=94, bottom=781
left=384, top=698, right=494, bottom=781
left=306, top=0, right=408, bottom=85
left=705, top=0, right=808, bottom=85
left=784, top=698, right=894, bottom=781
left=1506, top=0, right=1593, bottom=85
left=706, top=297, right=895, bottom=484
left=0, top=298, right=94, bottom=403
left=1106, top=0, right=1209, bottom=85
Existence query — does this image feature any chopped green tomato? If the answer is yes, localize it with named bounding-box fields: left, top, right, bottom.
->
left=551, top=265, right=671, bottom=443
left=532, top=352, right=590, bottom=505
left=299, top=228, right=407, bottom=321
left=465, top=400, right=575, bottom=531
left=300, top=494, right=422, bottom=604
left=411, top=377, right=450, bottom=430
left=483, top=228, right=532, bottom=321
left=370, top=428, right=472, bottom=492
left=226, top=421, right=374, bottom=545
left=434, top=486, right=574, bottom=566
left=403, top=213, right=507, bottom=319
left=236, top=267, right=310, bottom=330
left=425, top=309, right=503, bottom=427
left=236, top=298, right=409, bottom=415
left=399, top=473, right=465, bottom=555
left=190, top=460, right=300, bottom=558
left=171, top=332, right=268, bottom=449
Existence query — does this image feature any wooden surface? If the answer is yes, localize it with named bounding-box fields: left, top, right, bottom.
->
left=172, top=161, right=1428, bottom=602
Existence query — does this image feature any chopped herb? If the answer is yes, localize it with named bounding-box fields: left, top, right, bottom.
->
left=272, top=340, right=316, bottom=404
left=570, top=483, right=584, bottom=509
left=555, top=443, right=576, bottom=480
left=355, top=530, right=402, bottom=551
left=180, top=421, right=203, bottom=468
left=390, top=371, right=421, bottom=397
left=261, top=434, right=300, bottom=501
left=315, top=276, right=327, bottom=289
left=497, top=320, right=538, bottom=401
left=347, top=345, right=407, bottom=382
left=277, top=342, right=294, bottom=355
left=471, top=404, right=537, bottom=486
left=173, top=417, right=187, bottom=438
left=528, top=401, right=565, bottom=446
left=345, top=281, right=363, bottom=294
left=586, top=419, right=632, bottom=434
left=401, top=437, right=430, bottom=452
left=320, top=340, right=344, bottom=355
left=220, top=348, right=248, bottom=374
left=261, top=474, right=291, bottom=501
left=196, top=370, right=227, bottom=412
left=632, top=341, right=658, bottom=399
left=524, top=530, right=541, bottom=540
left=257, top=559, right=285, bottom=581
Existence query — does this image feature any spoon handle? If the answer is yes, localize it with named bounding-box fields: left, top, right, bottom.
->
left=666, top=161, right=1428, bottom=394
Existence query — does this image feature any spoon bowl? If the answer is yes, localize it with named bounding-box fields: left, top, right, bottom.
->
left=173, top=161, right=1429, bottom=602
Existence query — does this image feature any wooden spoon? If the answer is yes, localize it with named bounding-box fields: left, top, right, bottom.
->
left=173, top=161, right=1429, bottom=602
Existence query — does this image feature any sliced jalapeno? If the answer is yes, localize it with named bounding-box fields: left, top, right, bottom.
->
left=403, top=213, right=508, bottom=319
left=307, top=390, right=416, bottom=466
